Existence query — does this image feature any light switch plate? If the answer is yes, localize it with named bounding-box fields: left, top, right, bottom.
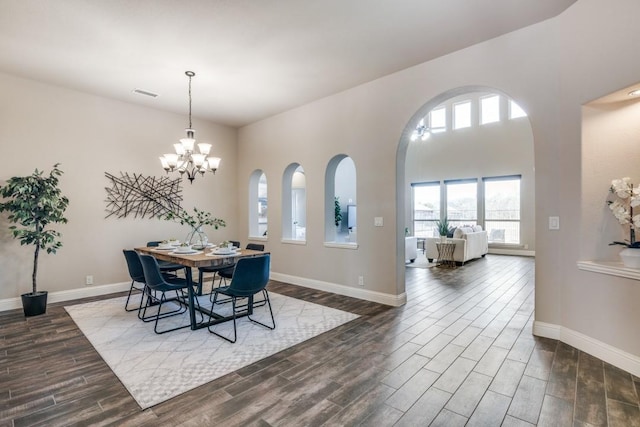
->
left=374, top=217, right=383, bottom=227
left=549, top=216, right=560, bottom=230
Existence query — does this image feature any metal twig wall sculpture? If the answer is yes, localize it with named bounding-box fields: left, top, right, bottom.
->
left=104, top=172, right=183, bottom=219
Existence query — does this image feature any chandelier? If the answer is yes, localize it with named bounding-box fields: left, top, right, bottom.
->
left=160, top=71, right=221, bottom=184
left=410, top=118, right=431, bottom=141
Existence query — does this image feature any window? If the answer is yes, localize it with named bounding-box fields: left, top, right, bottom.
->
left=480, top=95, right=500, bottom=125
left=430, top=107, right=446, bottom=133
left=249, top=170, right=268, bottom=238
left=484, top=176, right=521, bottom=244
left=412, top=182, right=440, bottom=237
left=509, top=100, right=527, bottom=119
left=445, top=180, right=477, bottom=227
left=453, top=101, right=471, bottom=129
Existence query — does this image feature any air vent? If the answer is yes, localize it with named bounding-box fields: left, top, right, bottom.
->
left=132, top=88, right=159, bottom=98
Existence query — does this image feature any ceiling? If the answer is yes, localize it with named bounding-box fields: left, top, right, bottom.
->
left=0, top=0, right=577, bottom=127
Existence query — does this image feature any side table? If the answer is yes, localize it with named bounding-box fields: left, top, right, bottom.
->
left=436, top=242, right=456, bottom=268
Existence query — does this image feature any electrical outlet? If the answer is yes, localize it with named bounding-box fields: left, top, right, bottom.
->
left=358, top=276, right=364, bottom=287
left=85, top=275, right=94, bottom=285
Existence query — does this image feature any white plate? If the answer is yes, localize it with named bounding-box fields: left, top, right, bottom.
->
left=192, top=243, right=215, bottom=249
left=211, top=248, right=238, bottom=255
left=171, top=249, right=202, bottom=255
left=154, top=247, right=173, bottom=251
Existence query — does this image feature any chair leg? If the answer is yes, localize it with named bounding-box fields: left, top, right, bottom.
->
left=247, top=290, right=276, bottom=330
left=208, top=294, right=237, bottom=343
left=125, top=280, right=144, bottom=312
left=139, top=288, right=187, bottom=323
left=152, top=292, right=192, bottom=335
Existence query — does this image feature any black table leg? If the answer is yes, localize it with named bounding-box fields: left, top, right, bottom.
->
left=185, top=267, right=197, bottom=330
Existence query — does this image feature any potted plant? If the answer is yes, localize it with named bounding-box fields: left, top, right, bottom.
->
left=163, top=207, right=225, bottom=248
left=608, top=177, right=640, bottom=267
left=334, top=197, right=342, bottom=227
left=0, top=164, right=69, bottom=316
left=435, top=217, right=451, bottom=242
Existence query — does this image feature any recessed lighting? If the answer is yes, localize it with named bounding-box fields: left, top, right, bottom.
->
left=132, top=88, right=159, bottom=98
left=628, top=89, right=640, bottom=97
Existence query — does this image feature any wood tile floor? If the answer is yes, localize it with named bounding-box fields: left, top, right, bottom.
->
left=1, top=254, right=640, bottom=426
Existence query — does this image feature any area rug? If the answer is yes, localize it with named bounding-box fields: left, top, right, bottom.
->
left=65, top=292, right=359, bottom=409
left=405, top=255, right=438, bottom=268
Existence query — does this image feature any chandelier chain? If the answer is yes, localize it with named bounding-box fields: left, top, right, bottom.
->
left=187, top=72, right=193, bottom=129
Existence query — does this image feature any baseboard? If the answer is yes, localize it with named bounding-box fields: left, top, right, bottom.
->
left=533, top=321, right=640, bottom=377
left=0, top=282, right=130, bottom=312
left=489, top=248, right=535, bottom=257
left=270, top=272, right=407, bottom=307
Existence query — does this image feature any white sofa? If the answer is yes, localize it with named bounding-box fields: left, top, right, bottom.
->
left=425, top=226, right=488, bottom=265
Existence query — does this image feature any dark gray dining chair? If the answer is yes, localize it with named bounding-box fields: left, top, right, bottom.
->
left=122, top=249, right=146, bottom=312
left=208, top=254, right=274, bottom=343
left=139, top=254, right=202, bottom=334
left=215, top=243, right=264, bottom=287
left=197, top=240, right=242, bottom=295
left=147, top=241, right=188, bottom=276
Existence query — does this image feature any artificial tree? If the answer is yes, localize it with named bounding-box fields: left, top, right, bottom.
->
left=0, top=164, right=69, bottom=316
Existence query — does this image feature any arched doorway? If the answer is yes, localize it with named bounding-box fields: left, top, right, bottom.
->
left=396, top=86, right=535, bottom=297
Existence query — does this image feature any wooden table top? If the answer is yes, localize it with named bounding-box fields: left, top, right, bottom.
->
left=135, top=246, right=268, bottom=268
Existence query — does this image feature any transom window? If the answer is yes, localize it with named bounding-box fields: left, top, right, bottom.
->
left=453, top=101, right=471, bottom=129
left=480, top=95, right=500, bottom=125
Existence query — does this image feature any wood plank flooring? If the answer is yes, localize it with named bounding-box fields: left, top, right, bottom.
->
left=1, top=254, right=640, bottom=426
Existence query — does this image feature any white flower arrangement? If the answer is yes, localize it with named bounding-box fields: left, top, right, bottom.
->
left=608, top=177, right=640, bottom=247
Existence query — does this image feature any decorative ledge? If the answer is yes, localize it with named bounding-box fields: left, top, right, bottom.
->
left=324, top=242, right=359, bottom=250
left=577, top=260, right=640, bottom=281
left=281, top=239, right=306, bottom=245
left=248, top=236, right=267, bottom=242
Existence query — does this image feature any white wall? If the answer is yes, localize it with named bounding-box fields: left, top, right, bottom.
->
left=237, top=0, right=640, bottom=369
left=0, top=72, right=238, bottom=300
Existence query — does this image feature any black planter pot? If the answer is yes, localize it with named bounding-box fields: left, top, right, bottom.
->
left=21, top=291, right=48, bottom=317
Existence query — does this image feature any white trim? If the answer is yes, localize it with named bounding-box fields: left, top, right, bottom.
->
left=324, top=242, right=359, bottom=250
left=280, top=239, right=307, bottom=245
left=248, top=236, right=268, bottom=242
left=577, top=260, right=640, bottom=281
left=488, top=248, right=535, bottom=257
left=533, top=321, right=640, bottom=377
left=270, top=272, right=406, bottom=307
left=0, top=282, right=130, bottom=312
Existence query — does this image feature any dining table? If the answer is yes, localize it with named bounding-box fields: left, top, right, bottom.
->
left=135, top=245, right=269, bottom=330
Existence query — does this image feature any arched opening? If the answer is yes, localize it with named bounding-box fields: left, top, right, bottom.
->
left=282, top=163, right=306, bottom=242
left=249, top=169, right=268, bottom=239
left=396, top=86, right=535, bottom=296
left=325, top=155, right=357, bottom=244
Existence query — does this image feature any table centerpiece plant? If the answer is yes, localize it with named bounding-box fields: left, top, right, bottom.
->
left=162, top=207, right=225, bottom=249
left=0, top=163, right=69, bottom=316
left=608, top=177, right=640, bottom=267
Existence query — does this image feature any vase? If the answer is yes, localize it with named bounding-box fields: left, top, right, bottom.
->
left=619, top=247, right=640, bottom=268
left=185, top=227, right=208, bottom=249
left=440, top=235, right=447, bottom=243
